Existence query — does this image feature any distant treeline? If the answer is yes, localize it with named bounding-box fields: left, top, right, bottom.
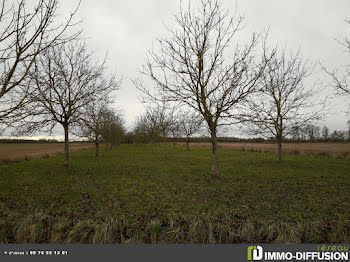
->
left=2, top=130, right=350, bottom=145
left=0, top=139, right=89, bottom=144
left=122, top=133, right=350, bottom=144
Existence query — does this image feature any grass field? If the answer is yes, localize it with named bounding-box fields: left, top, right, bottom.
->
left=0, top=144, right=349, bottom=243
left=0, top=143, right=94, bottom=165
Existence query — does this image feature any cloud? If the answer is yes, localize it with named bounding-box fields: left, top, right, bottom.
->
left=37, top=0, right=350, bottom=134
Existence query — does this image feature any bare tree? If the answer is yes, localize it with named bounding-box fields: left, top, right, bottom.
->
left=243, top=47, right=324, bottom=162
left=290, top=125, right=300, bottom=141
left=135, top=0, right=265, bottom=177
left=179, top=110, right=203, bottom=151
left=133, top=115, right=149, bottom=145
left=109, top=117, right=125, bottom=149
left=305, top=124, right=321, bottom=141
left=100, top=108, right=113, bottom=151
left=133, top=109, right=160, bottom=150
left=152, top=101, right=175, bottom=159
left=330, top=130, right=345, bottom=141
left=78, top=100, right=108, bottom=157
left=169, top=113, right=182, bottom=149
left=324, top=19, right=350, bottom=111
left=322, top=125, right=329, bottom=141
left=100, top=107, right=125, bottom=151
left=24, top=41, right=119, bottom=166
left=0, top=0, right=80, bottom=125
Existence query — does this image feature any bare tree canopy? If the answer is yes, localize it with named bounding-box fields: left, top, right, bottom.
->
left=135, top=0, right=265, bottom=177
left=24, top=41, right=120, bottom=166
left=243, top=46, right=324, bottom=161
left=0, top=0, right=81, bottom=124
left=324, top=19, right=350, bottom=111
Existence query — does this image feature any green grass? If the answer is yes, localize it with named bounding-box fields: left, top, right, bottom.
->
left=0, top=144, right=349, bottom=243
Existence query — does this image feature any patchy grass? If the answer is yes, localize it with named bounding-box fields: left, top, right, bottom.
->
left=0, top=144, right=349, bottom=243
left=184, top=142, right=350, bottom=158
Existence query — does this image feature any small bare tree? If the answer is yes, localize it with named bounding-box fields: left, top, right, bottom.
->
left=0, top=0, right=80, bottom=125
left=25, top=41, right=118, bottom=166
left=109, top=118, right=126, bottom=149
left=169, top=113, right=182, bottom=149
left=133, top=115, right=149, bottom=145
left=135, top=0, right=265, bottom=177
left=305, top=124, right=321, bottom=141
left=100, top=108, right=113, bottom=151
left=152, top=101, right=175, bottom=160
left=243, top=47, right=324, bottom=162
left=179, top=110, right=203, bottom=151
left=290, top=125, right=301, bottom=141
left=133, top=109, right=160, bottom=150
left=330, top=130, right=346, bottom=141
left=78, top=100, right=108, bottom=157
left=100, top=107, right=125, bottom=151
left=322, top=125, right=330, bottom=141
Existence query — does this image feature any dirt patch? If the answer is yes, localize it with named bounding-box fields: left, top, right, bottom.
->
left=0, top=143, right=94, bottom=164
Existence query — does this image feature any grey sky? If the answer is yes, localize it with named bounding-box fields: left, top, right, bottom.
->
left=13, top=0, right=350, bottom=139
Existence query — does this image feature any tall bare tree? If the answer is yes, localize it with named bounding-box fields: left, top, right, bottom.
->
left=243, top=47, right=324, bottom=162
left=135, top=0, right=265, bottom=177
left=25, top=41, right=118, bottom=166
left=0, top=0, right=80, bottom=125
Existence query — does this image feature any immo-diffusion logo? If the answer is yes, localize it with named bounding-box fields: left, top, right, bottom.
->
left=247, top=246, right=263, bottom=261
left=247, top=245, right=349, bottom=261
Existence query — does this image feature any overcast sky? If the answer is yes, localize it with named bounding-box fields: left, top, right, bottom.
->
left=12, top=0, right=350, bottom=139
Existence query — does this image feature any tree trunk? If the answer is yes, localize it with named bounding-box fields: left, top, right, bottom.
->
left=173, top=141, right=176, bottom=149
left=186, top=137, right=190, bottom=151
left=163, top=133, right=167, bottom=159
left=211, top=131, right=220, bottom=177
left=277, top=138, right=282, bottom=162
left=63, top=124, right=69, bottom=167
left=95, top=141, right=99, bottom=157
left=105, top=141, right=108, bottom=152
